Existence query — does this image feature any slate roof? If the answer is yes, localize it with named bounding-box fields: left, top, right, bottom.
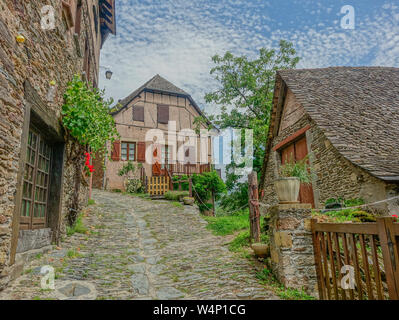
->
left=275, top=67, right=399, bottom=181
left=117, top=74, right=189, bottom=109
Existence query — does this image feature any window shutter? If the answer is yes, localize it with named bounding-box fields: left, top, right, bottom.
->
left=137, top=142, right=146, bottom=162
left=111, top=141, right=121, bottom=161
left=157, top=105, right=169, bottom=124
left=133, top=106, right=144, bottom=122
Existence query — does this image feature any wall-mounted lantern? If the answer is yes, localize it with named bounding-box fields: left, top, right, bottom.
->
left=105, top=70, right=113, bottom=80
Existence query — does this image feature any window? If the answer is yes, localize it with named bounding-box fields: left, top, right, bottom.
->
left=74, top=0, right=82, bottom=34
left=20, top=129, right=52, bottom=229
left=133, top=106, right=144, bottom=122
left=121, top=142, right=136, bottom=161
left=157, top=105, right=169, bottom=124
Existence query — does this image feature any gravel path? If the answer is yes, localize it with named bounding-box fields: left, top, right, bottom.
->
left=0, top=189, right=277, bottom=300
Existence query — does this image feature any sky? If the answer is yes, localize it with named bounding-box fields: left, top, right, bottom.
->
left=99, top=0, right=399, bottom=113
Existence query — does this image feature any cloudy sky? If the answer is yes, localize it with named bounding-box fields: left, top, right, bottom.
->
left=99, top=0, right=399, bottom=113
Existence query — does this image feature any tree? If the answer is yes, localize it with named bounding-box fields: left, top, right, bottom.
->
left=203, top=40, right=300, bottom=210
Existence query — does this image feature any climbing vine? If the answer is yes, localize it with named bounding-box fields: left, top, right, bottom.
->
left=61, top=74, right=119, bottom=225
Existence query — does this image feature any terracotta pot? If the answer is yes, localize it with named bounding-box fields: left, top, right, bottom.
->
left=274, top=177, right=300, bottom=204
left=251, top=243, right=270, bottom=258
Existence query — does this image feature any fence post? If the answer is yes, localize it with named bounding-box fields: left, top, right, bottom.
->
left=189, top=178, right=192, bottom=197
left=311, top=219, right=325, bottom=300
left=248, top=171, right=260, bottom=243
left=377, top=217, right=399, bottom=299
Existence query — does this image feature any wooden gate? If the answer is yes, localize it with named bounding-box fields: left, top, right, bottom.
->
left=311, top=217, right=399, bottom=300
left=147, top=176, right=170, bottom=196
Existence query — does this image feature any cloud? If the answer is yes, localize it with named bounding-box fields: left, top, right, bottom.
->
left=99, top=0, right=399, bottom=114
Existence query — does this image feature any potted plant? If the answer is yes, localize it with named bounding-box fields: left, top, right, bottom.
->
left=183, top=197, right=195, bottom=206
left=275, top=155, right=312, bottom=204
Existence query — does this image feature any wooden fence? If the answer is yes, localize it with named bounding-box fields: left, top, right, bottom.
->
left=147, top=176, right=170, bottom=196
left=311, top=217, right=399, bottom=300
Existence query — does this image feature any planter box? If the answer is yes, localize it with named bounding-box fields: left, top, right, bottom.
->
left=275, top=177, right=300, bottom=204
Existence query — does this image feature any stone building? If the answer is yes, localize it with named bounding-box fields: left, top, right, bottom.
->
left=92, top=74, right=214, bottom=191
left=260, top=67, right=399, bottom=214
left=0, top=0, right=116, bottom=289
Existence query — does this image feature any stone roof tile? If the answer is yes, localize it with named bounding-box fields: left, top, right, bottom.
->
left=277, top=67, right=399, bottom=180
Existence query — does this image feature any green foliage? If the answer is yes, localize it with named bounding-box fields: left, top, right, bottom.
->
left=164, top=191, right=189, bottom=201
left=204, top=41, right=300, bottom=210
left=66, top=213, right=88, bottom=236
left=279, top=155, right=313, bottom=184
left=313, top=208, right=376, bottom=223
left=228, top=230, right=251, bottom=252
left=192, top=171, right=227, bottom=212
left=344, top=198, right=365, bottom=207
left=172, top=175, right=189, bottom=191
left=256, top=268, right=315, bottom=300
left=220, top=182, right=249, bottom=211
left=126, top=179, right=144, bottom=194
left=324, top=197, right=365, bottom=208
left=118, top=161, right=136, bottom=177
left=203, top=210, right=249, bottom=236
left=172, top=201, right=183, bottom=208
left=88, top=199, right=95, bottom=205
left=62, top=75, right=119, bottom=156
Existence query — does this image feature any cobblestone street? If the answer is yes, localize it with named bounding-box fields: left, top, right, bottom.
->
left=0, top=189, right=277, bottom=300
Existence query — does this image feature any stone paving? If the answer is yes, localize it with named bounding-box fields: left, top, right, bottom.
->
left=0, top=189, right=278, bottom=300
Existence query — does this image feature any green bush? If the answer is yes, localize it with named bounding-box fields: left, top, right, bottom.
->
left=316, top=208, right=376, bottom=223
left=192, top=171, right=226, bottom=212
left=279, top=155, right=313, bottom=184
left=172, top=175, right=189, bottom=191
left=164, top=191, right=189, bottom=201
left=126, top=178, right=144, bottom=194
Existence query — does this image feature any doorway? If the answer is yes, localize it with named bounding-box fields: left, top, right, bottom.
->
left=20, top=128, right=52, bottom=230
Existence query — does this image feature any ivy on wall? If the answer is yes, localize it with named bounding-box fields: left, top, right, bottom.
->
left=61, top=74, right=119, bottom=225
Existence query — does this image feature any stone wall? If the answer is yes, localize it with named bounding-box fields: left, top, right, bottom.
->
left=0, top=0, right=102, bottom=289
left=268, top=204, right=318, bottom=296
left=262, top=90, right=399, bottom=214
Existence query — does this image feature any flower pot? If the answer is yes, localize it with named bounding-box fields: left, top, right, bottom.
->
left=183, top=197, right=194, bottom=206
left=251, top=243, right=270, bottom=258
left=274, top=177, right=300, bottom=204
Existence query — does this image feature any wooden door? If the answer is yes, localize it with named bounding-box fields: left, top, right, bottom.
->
left=280, top=136, right=315, bottom=207
left=20, top=129, right=52, bottom=229
left=294, top=137, right=315, bottom=207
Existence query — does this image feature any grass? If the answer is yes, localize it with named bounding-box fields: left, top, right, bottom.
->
left=66, top=248, right=83, bottom=259
left=203, top=211, right=250, bottom=236
left=88, top=199, right=95, bottom=205
left=164, top=190, right=189, bottom=201
left=256, top=268, right=315, bottom=300
left=172, top=201, right=183, bottom=208
left=228, top=230, right=251, bottom=252
left=66, top=213, right=88, bottom=236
